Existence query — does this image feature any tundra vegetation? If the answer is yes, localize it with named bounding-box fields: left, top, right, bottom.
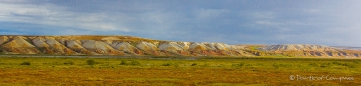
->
left=0, top=56, right=360, bottom=85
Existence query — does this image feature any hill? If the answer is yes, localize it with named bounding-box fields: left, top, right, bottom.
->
left=0, top=35, right=360, bottom=58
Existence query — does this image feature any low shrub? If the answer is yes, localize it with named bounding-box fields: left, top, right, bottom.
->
left=130, top=60, right=141, bottom=65
left=191, top=63, right=197, bottom=66
left=86, top=59, right=96, bottom=65
left=272, top=63, right=291, bottom=68
left=64, top=61, right=75, bottom=65
left=120, top=60, right=141, bottom=66
left=345, top=63, right=356, bottom=68
left=309, top=62, right=357, bottom=68
left=331, top=62, right=343, bottom=66
left=309, top=63, right=320, bottom=67
left=162, top=63, right=172, bottom=66
left=20, top=61, right=31, bottom=65
left=120, top=60, right=127, bottom=65
left=162, top=63, right=178, bottom=67
left=232, top=62, right=245, bottom=67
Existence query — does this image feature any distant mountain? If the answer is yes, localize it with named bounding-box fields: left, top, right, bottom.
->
left=332, top=46, right=361, bottom=50
left=0, top=35, right=360, bottom=58
left=257, top=44, right=361, bottom=58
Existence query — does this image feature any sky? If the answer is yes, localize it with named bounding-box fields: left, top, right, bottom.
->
left=1, top=0, right=361, bottom=46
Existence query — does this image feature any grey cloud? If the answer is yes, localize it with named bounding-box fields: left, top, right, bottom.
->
left=1, top=0, right=361, bottom=47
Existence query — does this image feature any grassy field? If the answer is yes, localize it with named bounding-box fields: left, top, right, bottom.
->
left=0, top=57, right=360, bottom=85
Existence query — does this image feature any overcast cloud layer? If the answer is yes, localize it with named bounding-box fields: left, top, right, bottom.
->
left=1, top=0, right=361, bottom=46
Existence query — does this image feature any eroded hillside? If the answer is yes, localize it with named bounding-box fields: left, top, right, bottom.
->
left=0, top=35, right=250, bottom=56
left=0, top=35, right=360, bottom=58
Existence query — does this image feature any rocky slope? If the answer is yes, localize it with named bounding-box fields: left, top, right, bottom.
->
left=0, top=35, right=360, bottom=58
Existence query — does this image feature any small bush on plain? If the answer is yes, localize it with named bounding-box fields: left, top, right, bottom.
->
left=130, top=60, right=141, bottom=65
left=162, top=63, right=173, bottom=66
left=86, top=59, right=96, bottom=65
left=309, top=63, right=320, bottom=67
left=120, top=60, right=141, bottom=66
left=120, top=60, right=127, bottom=65
left=20, top=61, right=31, bottom=65
left=64, top=61, right=75, bottom=65
left=191, top=63, right=197, bottom=66
left=232, top=62, right=245, bottom=67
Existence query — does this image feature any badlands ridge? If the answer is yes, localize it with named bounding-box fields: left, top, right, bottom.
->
left=0, top=35, right=360, bottom=58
